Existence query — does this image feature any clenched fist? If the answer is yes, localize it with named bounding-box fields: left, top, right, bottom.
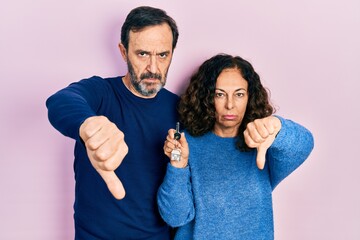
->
left=80, top=116, right=128, bottom=199
left=244, top=116, right=281, bottom=170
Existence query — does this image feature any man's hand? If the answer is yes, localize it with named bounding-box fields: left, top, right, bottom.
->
left=243, top=116, right=281, bottom=170
left=79, top=116, right=128, bottom=199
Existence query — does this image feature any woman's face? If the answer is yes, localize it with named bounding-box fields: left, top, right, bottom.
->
left=213, top=68, right=248, bottom=137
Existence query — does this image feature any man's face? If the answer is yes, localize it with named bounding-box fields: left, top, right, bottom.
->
left=120, top=23, right=174, bottom=98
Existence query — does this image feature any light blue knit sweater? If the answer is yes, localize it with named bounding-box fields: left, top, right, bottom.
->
left=157, top=117, right=314, bottom=240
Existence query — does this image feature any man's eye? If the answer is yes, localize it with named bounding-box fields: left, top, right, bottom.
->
left=159, top=53, right=168, bottom=59
left=139, top=52, right=148, bottom=57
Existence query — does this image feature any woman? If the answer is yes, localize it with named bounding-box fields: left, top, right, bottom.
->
left=157, top=54, right=314, bottom=239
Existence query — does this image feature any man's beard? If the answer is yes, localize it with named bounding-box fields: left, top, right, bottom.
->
left=127, top=59, right=167, bottom=97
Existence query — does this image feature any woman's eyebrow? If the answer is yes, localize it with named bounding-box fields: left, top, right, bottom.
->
left=215, top=88, right=247, bottom=92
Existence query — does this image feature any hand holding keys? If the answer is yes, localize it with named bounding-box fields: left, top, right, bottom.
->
left=164, top=122, right=189, bottom=168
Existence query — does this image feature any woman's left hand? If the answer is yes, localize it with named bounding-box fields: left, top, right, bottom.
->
left=243, top=116, right=282, bottom=170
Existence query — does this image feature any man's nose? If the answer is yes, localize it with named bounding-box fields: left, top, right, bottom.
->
left=147, top=55, right=158, bottom=73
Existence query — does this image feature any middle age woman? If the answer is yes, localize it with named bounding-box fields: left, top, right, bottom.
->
left=157, top=53, right=314, bottom=240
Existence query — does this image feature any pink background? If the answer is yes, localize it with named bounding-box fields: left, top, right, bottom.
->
left=1, top=0, right=359, bottom=239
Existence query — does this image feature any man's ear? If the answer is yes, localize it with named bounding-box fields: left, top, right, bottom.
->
left=118, top=43, right=127, bottom=61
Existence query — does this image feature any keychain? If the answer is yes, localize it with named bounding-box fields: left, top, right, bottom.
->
left=171, top=122, right=181, bottom=161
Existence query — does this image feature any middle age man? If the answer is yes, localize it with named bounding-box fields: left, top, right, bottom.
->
left=46, top=6, right=180, bottom=239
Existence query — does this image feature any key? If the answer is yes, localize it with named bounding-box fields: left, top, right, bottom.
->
left=171, top=122, right=181, bottom=161
left=174, top=122, right=181, bottom=140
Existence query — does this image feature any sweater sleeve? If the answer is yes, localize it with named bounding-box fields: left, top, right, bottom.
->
left=267, top=116, right=314, bottom=189
left=45, top=76, right=106, bottom=142
left=157, top=163, right=195, bottom=227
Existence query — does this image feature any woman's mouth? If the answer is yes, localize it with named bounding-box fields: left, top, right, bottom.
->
left=223, top=115, right=237, bottom=120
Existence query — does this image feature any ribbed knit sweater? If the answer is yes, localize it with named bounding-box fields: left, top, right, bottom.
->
left=157, top=117, right=314, bottom=240
left=46, top=76, right=179, bottom=239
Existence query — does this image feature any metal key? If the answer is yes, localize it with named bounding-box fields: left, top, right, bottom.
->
left=174, top=122, right=181, bottom=140
left=171, top=122, right=181, bottom=161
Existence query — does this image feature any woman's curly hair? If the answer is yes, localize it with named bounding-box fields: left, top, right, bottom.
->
left=178, top=53, right=274, bottom=151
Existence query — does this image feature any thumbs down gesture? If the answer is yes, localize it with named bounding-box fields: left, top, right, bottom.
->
left=243, top=116, right=282, bottom=170
left=79, top=116, right=128, bottom=199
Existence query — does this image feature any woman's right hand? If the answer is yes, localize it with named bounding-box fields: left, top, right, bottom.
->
left=163, top=129, right=189, bottom=168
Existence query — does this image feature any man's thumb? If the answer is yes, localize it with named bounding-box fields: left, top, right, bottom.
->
left=98, top=170, right=126, bottom=200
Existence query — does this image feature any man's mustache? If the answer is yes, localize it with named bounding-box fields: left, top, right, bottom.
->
left=140, top=73, right=162, bottom=80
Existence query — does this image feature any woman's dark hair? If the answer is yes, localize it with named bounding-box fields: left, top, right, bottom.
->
left=121, top=6, right=179, bottom=51
left=179, top=53, right=274, bottom=151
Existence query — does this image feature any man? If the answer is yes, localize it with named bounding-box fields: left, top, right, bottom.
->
left=46, top=6, right=179, bottom=239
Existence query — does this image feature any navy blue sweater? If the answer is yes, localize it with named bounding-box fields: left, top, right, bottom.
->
left=46, top=76, right=179, bottom=239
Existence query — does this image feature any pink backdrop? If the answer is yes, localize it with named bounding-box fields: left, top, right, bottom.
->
left=1, top=0, right=359, bottom=239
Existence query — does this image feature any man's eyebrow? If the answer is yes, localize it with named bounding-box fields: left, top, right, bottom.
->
left=135, top=50, right=150, bottom=54
left=134, top=50, right=171, bottom=55
left=157, top=50, right=171, bottom=55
